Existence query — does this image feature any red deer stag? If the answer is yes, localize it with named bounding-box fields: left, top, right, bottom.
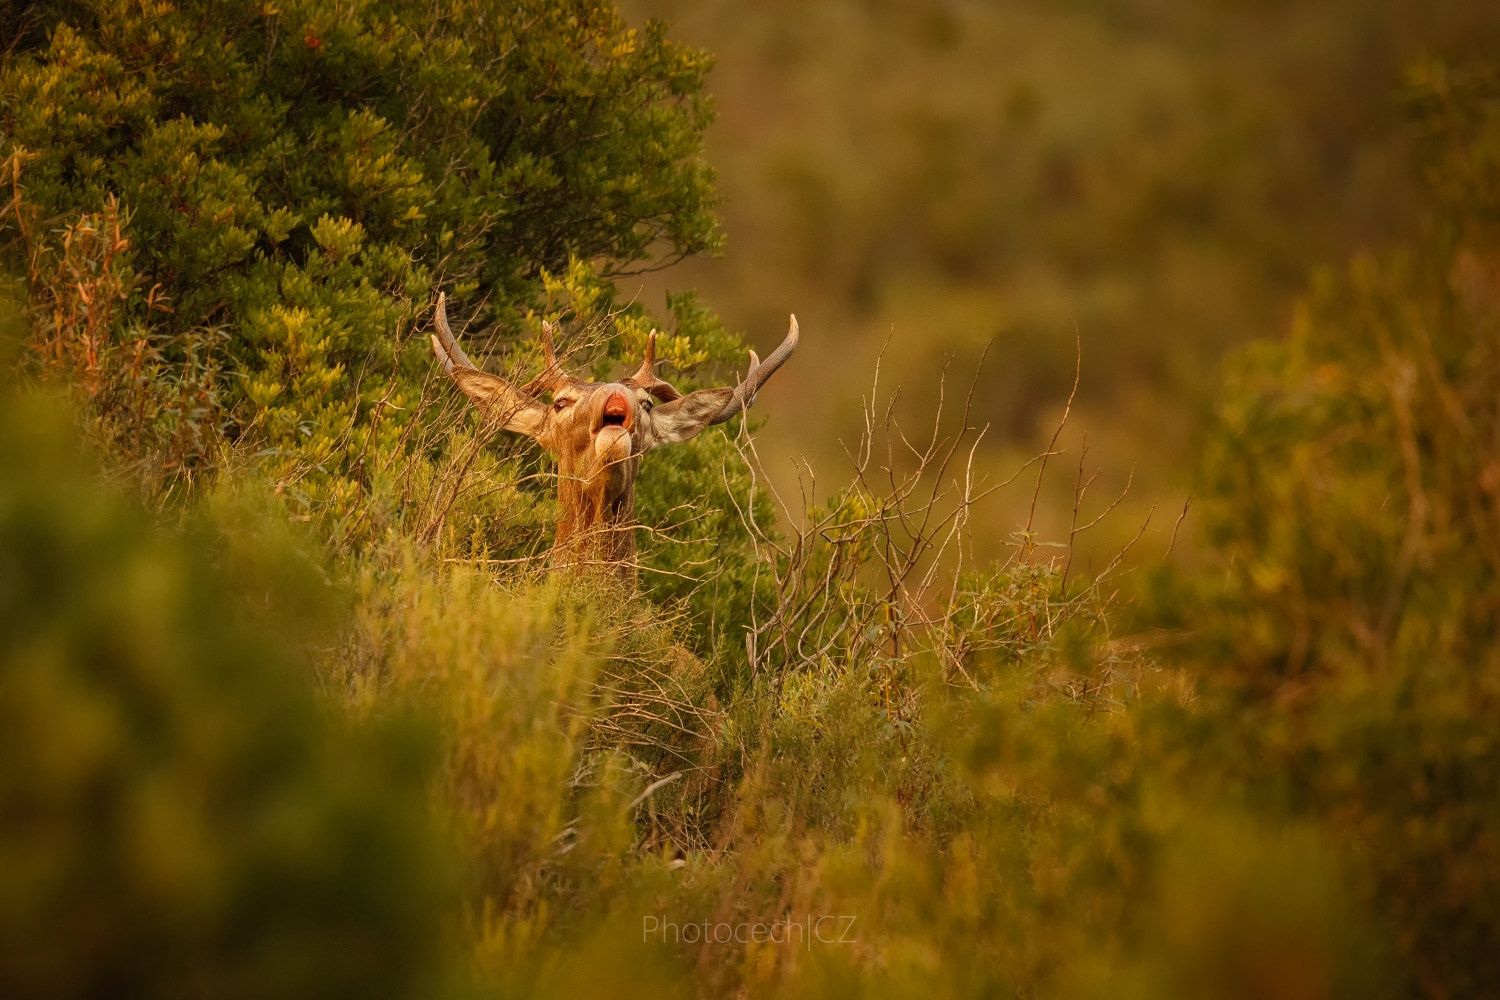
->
left=429, top=293, right=798, bottom=573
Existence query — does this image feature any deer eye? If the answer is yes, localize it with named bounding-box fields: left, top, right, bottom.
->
left=642, top=399, right=653, bottom=413
left=553, top=397, right=573, bottom=412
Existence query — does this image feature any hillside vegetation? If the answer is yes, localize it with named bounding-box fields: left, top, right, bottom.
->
left=620, top=0, right=1500, bottom=554
left=2, top=2, right=1498, bottom=998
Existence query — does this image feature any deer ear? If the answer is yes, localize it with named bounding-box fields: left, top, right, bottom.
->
left=644, top=381, right=683, bottom=403
left=450, top=366, right=550, bottom=438
left=649, top=386, right=735, bottom=445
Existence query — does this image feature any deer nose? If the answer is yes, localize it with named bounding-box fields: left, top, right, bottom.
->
left=600, top=389, right=632, bottom=429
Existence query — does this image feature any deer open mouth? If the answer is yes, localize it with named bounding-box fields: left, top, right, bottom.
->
left=599, top=391, right=631, bottom=430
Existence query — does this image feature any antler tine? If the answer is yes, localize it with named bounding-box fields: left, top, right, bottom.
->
left=632, top=330, right=658, bottom=384
left=628, top=330, right=684, bottom=401
left=523, top=319, right=571, bottom=395
left=429, top=292, right=476, bottom=375
left=708, top=314, right=799, bottom=426
left=539, top=320, right=559, bottom=368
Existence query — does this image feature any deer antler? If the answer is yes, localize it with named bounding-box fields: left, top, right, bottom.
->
left=428, top=294, right=572, bottom=398
left=708, top=315, right=799, bottom=425
left=429, top=293, right=551, bottom=437
left=628, top=331, right=684, bottom=402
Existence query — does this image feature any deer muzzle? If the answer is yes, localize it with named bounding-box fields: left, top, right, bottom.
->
left=600, top=390, right=632, bottom=430
left=592, top=387, right=634, bottom=466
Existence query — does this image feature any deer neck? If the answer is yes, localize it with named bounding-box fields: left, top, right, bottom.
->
left=552, top=453, right=640, bottom=570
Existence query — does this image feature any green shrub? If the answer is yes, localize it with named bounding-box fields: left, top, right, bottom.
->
left=0, top=362, right=453, bottom=998
left=1, top=0, right=772, bottom=648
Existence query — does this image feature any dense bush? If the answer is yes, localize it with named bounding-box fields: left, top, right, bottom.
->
left=0, top=0, right=778, bottom=654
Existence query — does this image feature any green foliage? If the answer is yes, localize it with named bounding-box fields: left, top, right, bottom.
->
left=0, top=0, right=727, bottom=507
left=0, top=375, right=452, bottom=998
left=1, top=0, right=767, bottom=638
left=2, top=0, right=719, bottom=326
left=634, top=417, right=771, bottom=661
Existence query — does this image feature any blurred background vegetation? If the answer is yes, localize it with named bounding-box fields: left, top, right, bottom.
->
left=2, top=1, right=1499, bottom=998
left=620, top=0, right=1500, bottom=557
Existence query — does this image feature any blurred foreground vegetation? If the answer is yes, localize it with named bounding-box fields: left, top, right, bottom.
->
left=2, top=2, right=1499, bottom=998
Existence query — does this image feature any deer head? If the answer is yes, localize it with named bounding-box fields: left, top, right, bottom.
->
left=429, top=293, right=798, bottom=572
